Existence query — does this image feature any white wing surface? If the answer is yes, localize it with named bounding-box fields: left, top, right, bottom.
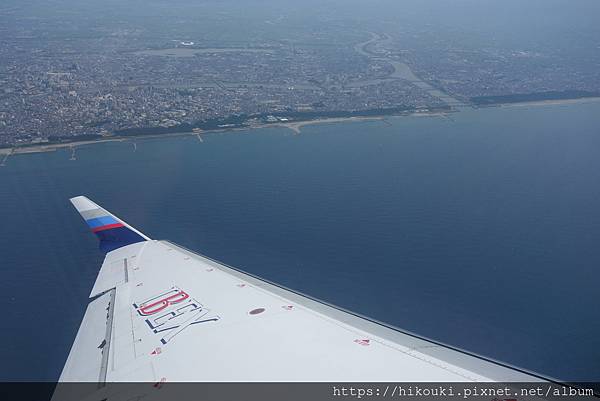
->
left=60, top=196, right=545, bottom=386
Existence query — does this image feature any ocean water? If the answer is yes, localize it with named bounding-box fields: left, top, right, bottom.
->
left=1, top=102, right=599, bottom=381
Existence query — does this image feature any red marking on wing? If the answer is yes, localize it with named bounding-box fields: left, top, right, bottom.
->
left=138, top=290, right=190, bottom=316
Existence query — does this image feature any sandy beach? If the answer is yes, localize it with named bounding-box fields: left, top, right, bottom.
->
left=490, top=96, right=600, bottom=109
left=0, top=111, right=447, bottom=158
left=0, top=137, right=128, bottom=157
left=264, top=115, right=387, bottom=134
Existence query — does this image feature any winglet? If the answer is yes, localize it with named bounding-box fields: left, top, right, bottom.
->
left=70, top=196, right=150, bottom=253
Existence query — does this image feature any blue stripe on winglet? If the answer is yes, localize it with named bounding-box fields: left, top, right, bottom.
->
left=86, top=216, right=118, bottom=228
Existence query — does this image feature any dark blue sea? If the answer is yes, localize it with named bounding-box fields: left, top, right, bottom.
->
left=1, top=101, right=599, bottom=381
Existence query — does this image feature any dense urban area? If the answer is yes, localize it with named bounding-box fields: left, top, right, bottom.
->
left=1, top=0, right=599, bottom=147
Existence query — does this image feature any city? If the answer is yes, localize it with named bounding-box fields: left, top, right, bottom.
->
left=1, top=1, right=598, bottom=147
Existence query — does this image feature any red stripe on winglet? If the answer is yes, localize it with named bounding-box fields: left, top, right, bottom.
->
left=92, top=223, right=125, bottom=233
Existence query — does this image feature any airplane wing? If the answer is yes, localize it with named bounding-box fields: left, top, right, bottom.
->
left=58, top=196, right=546, bottom=392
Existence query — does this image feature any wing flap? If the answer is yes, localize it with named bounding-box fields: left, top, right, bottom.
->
left=59, top=290, right=114, bottom=382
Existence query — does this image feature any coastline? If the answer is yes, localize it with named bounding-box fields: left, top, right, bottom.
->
left=492, top=96, right=600, bottom=108
left=2, top=96, right=598, bottom=159
left=0, top=111, right=445, bottom=157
